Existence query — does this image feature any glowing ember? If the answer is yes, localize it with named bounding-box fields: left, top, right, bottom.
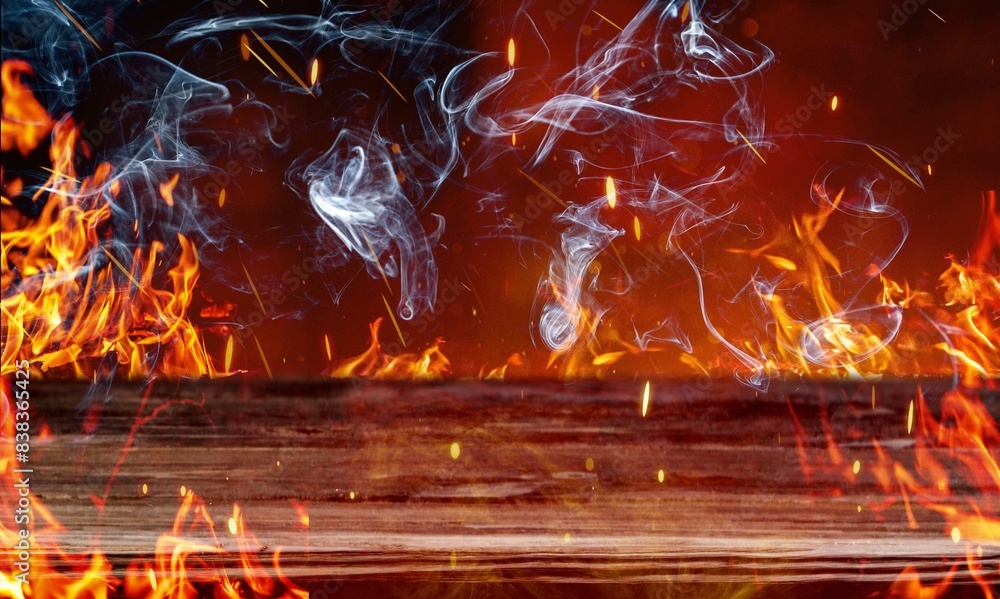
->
left=641, top=380, right=651, bottom=417
left=605, top=176, right=617, bottom=209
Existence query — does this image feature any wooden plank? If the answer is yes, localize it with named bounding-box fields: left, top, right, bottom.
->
left=13, top=380, right=998, bottom=594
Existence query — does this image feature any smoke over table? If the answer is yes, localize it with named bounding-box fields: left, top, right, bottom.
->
left=1, top=1, right=998, bottom=597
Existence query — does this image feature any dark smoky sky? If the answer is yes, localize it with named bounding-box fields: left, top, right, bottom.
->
left=6, top=0, right=998, bottom=377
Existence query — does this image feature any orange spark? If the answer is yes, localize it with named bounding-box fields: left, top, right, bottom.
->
left=250, top=29, right=315, bottom=97
left=605, top=176, right=617, bottom=208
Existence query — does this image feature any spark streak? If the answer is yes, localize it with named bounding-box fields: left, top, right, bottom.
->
left=592, top=10, right=623, bottom=32
left=377, top=70, right=409, bottom=104
left=100, top=247, right=141, bottom=289
left=737, top=129, right=766, bottom=164
left=867, top=144, right=924, bottom=189
left=241, top=263, right=267, bottom=313
left=516, top=168, right=568, bottom=207
left=250, top=29, right=315, bottom=97
left=382, top=294, right=406, bottom=348
left=361, top=231, right=394, bottom=294
left=252, top=334, right=273, bottom=380
left=52, top=0, right=103, bottom=51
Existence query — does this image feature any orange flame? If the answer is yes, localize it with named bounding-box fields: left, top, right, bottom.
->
left=0, top=61, right=52, bottom=156
left=328, top=318, right=450, bottom=380
left=0, top=60, right=219, bottom=380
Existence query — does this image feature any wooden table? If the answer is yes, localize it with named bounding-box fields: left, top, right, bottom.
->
left=13, top=379, right=998, bottom=597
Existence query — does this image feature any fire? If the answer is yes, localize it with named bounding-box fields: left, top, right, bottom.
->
left=328, top=318, right=450, bottom=380
left=1, top=60, right=219, bottom=380
left=0, top=379, right=307, bottom=598
left=0, top=61, right=52, bottom=156
left=792, top=382, right=1000, bottom=598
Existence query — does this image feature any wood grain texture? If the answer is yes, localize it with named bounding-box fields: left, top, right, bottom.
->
left=19, top=379, right=999, bottom=595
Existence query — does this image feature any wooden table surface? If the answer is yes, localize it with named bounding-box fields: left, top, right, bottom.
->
left=14, top=378, right=998, bottom=597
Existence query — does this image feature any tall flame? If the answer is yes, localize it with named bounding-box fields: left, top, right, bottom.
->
left=0, top=61, right=217, bottom=380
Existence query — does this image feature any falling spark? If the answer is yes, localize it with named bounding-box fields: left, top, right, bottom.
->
left=736, top=129, right=767, bottom=164
left=309, top=58, right=320, bottom=86
left=349, top=491, right=355, bottom=500
left=242, top=263, right=267, bottom=313
left=141, top=483, right=148, bottom=495
left=228, top=517, right=237, bottom=535
left=507, top=38, right=516, bottom=66
left=511, top=132, right=516, bottom=146
left=641, top=380, right=651, bottom=417
left=179, top=485, right=187, bottom=497
left=39, top=166, right=79, bottom=183
left=250, top=29, right=315, bottom=96
left=872, top=387, right=876, bottom=409
left=927, top=164, right=933, bottom=175
left=100, top=246, right=142, bottom=289
left=592, top=10, right=623, bottom=32
left=633, top=216, right=641, bottom=241
left=657, top=469, right=665, bottom=483
left=450, top=552, right=457, bottom=569
left=376, top=70, right=409, bottom=103
left=148, top=568, right=157, bottom=592
left=516, top=167, right=569, bottom=207
left=324, top=334, right=332, bottom=361
left=253, top=334, right=273, bottom=380
left=831, top=95, right=839, bottom=111
left=907, top=399, right=914, bottom=435
left=450, top=442, right=461, bottom=459
left=218, top=188, right=226, bottom=207
left=242, top=38, right=279, bottom=78
left=867, top=144, right=924, bottom=189
left=951, top=526, right=961, bottom=543
left=382, top=294, right=406, bottom=347
left=361, top=231, right=394, bottom=294
left=224, top=336, right=234, bottom=372
left=563, top=533, right=571, bottom=542
left=852, top=460, right=861, bottom=475
left=592, top=85, right=600, bottom=100
left=585, top=457, right=594, bottom=471
left=680, top=1, right=691, bottom=22
left=928, top=8, right=947, bottom=23
left=605, top=176, right=617, bottom=208
left=240, top=34, right=251, bottom=60
left=53, top=0, right=103, bottom=51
